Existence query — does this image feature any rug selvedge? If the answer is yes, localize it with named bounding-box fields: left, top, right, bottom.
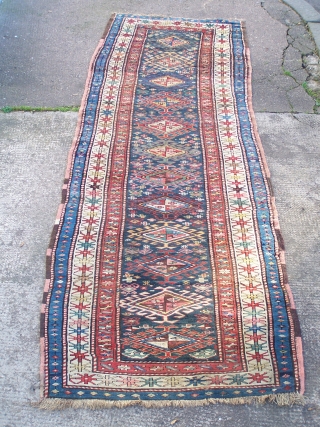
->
left=40, top=14, right=304, bottom=406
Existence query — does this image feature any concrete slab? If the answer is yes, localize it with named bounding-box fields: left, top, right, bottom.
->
left=283, top=0, right=320, bottom=22
left=283, top=0, right=320, bottom=55
left=0, top=111, right=320, bottom=426
left=270, top=73, right=300, bottom=91
left=287, top=85, right=316, bottom=112
left=253, top=84, right=292, bottom=113
left=288, top=23, right=317, bottom=54
left=306, top=0, right=320, bottom=14
left=283, top=45, right=305, bottom=71
left=261, top=0, right=302, bottom=26
left=290, top=67, right=309, bottom=84
left=308, top=22, right=320, bottom=54
left=262, top=0, right=319, bottom=110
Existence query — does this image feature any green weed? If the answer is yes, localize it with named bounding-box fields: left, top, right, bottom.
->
left=282, top=68, right=292, bottom=77
left=1, top=106, right=79, bottom=113
left=302, top=81, right=320, bottom=107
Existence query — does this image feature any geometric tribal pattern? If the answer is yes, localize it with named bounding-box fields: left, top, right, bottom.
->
left=41, top=14, right=304, bottom=406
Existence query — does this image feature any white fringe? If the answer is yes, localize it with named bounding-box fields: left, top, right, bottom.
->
left=33, top=393, right=305, bottom=410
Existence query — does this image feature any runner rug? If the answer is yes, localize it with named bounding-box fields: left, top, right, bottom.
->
left=40, top=14, right=304, bottom=408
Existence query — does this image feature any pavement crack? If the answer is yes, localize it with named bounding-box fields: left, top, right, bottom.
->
left=285, top=91, right=295, bottom=113
left=260, top=1, right=284, bottom=26
left=292, top=113, right=312, bottom=126
left=281, top=27, right=291, bottom=67
left=262, top=0, right=319, bottom=112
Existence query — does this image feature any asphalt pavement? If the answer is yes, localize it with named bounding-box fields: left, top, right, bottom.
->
left=1, top=0, right=320, bottom=426
left=0, top=0, right=319, bottom=111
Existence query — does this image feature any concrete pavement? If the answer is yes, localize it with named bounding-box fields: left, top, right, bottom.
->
left=305, top=0, right=320, bottom=14
left=1, top=112, right=320, bottom=427
left=1, top=0, right=320, bottom=426
left=284, top=0, right=320, bottom=61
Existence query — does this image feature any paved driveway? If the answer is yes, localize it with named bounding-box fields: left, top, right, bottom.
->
left=1, top=0, right=320, bottom=426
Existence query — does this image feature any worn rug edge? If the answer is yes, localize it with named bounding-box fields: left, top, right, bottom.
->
left=240, top=20, right=305, bottom=397
left=34, top=393, right=304, bottom=410
left=39, top=12, right=118, bottom=404
left=38, top=15, right=305, bottom=409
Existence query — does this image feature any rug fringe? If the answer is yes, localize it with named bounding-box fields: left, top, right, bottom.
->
left=101, top=13, right=117, bottom=39
left=34, top=393, right=304, bottom=410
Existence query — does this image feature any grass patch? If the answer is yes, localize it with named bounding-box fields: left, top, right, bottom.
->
left=1, top=106, right=80, bottom=113
left=302, top=81, right=320, bottom=107
left=281, top=66, right=294, bottom=78
left=282, top=67, right=292, bottom=77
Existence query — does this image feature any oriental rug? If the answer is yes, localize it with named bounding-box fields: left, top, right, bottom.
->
left=40, top=14, right=304, bottom=408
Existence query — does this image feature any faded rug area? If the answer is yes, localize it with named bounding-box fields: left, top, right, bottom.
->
left=40, top=14, right=304, bottom=408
